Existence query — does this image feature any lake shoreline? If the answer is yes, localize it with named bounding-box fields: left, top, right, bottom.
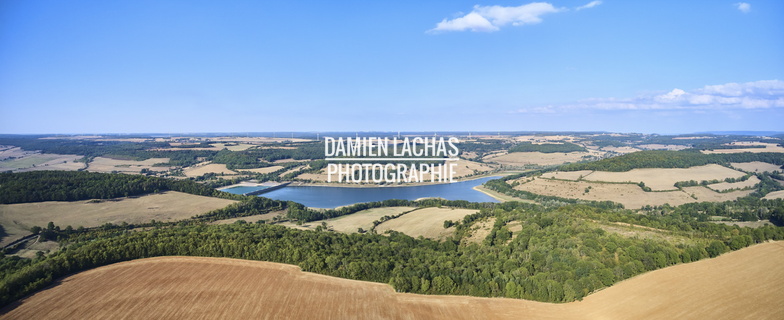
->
left=257, top=176, right=505, bottom=208
left=289, top=171, right=518, bottom=189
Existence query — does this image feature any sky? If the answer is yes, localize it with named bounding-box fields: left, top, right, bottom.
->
left=1, top=0, right=782, bottom=134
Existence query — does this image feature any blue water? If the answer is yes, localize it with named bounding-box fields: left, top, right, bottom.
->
left=258, top=176, right=501, bottom=208
left=221, top=185, right=270, bottom=195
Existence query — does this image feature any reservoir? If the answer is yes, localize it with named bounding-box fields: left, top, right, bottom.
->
left=246, top=176, right=501, bottom=208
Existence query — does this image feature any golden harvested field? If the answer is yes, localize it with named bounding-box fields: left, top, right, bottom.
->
left=376, top=207, right=478, bottom=239
left=731, top=161, right=783, bottom=173
left=513, top=178, right=749, bottom=209
left=541, top=170, right=594, bottom=180
left=279, top=165, right=306, bottom=177
left=763, top=190, right=784, bottom=200
left=295, top=170, right=330, bottom=182
left=460, top=151, right=480, bottom=159
left=583, top=164, right=745, bottom=191
left=0, top=153, right=83, bottom=172
left=681, top=186, right=754, bottom=202
left=183, top=163, right=237, bottom=177
left=0, top=192, right=236, bottom=246
left=86, top=157, right=171, bottom=174
left=239, top=166, right=284, bottom=174
left=280, top=207, right=417, bottom=233
left=319, top=207, right=416, bottom=233
left=588, top=220, right=688, bottom=245
left=707, top=175, right=760, bottom=192
left=449, top=159, right=495, bottom=178
left=484, top=151, right=596, bottom=166
left=4, top=242, right=783, bottom=319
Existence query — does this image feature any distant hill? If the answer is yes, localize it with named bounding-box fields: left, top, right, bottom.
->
left=695, top=131, right=784, bottom=136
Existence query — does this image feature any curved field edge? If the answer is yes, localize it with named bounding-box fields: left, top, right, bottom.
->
left=3, top=242, right=783, bottom=319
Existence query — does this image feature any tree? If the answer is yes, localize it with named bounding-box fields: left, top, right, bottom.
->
left=706, top=241, right=728, bottom=257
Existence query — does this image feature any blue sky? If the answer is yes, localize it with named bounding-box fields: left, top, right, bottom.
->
left=1, top=1, right=782, bottom=134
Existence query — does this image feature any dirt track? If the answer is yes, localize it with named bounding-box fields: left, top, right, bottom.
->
left=3, top=242, right=783, bottom=319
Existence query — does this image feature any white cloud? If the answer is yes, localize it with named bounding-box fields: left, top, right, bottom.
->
left=576, top=1, right=602, bottom=11
left=735, top=2, right=751, bottom=13
left=513, top=80, right=784, bottom=113
left=429, top=2, right=563, bottom=33
left=431, top=12, right=499, bottom=32
left=655, top=88, right=686, bottom=103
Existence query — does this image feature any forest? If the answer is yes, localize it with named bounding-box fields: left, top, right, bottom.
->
left=560, top=150, right=784, bottom=172
left=0, top=171, right=244, bottom=204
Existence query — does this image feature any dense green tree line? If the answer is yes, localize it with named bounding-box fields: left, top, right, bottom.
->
left=206, top=142, right=324, bottom=169
left=0, top=171, right=244, bottom=204
left=0, top=137, right=164, bottom=158
left=2, top=202, right=783, bottom=308
left=641, top=198, right=784, bottom=226
left=457, top=140, right=514, bottom=158
left=0, top=137, right=214, bottom=167
left=286, top=198, right=501, bottom=223
left=586, top=135, right=640, bottom=148
left=211, top=149, right=265, bottom=169
left=508, top=142, right=586, bottom=153
left=560, top=150, right=784, bottom=172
